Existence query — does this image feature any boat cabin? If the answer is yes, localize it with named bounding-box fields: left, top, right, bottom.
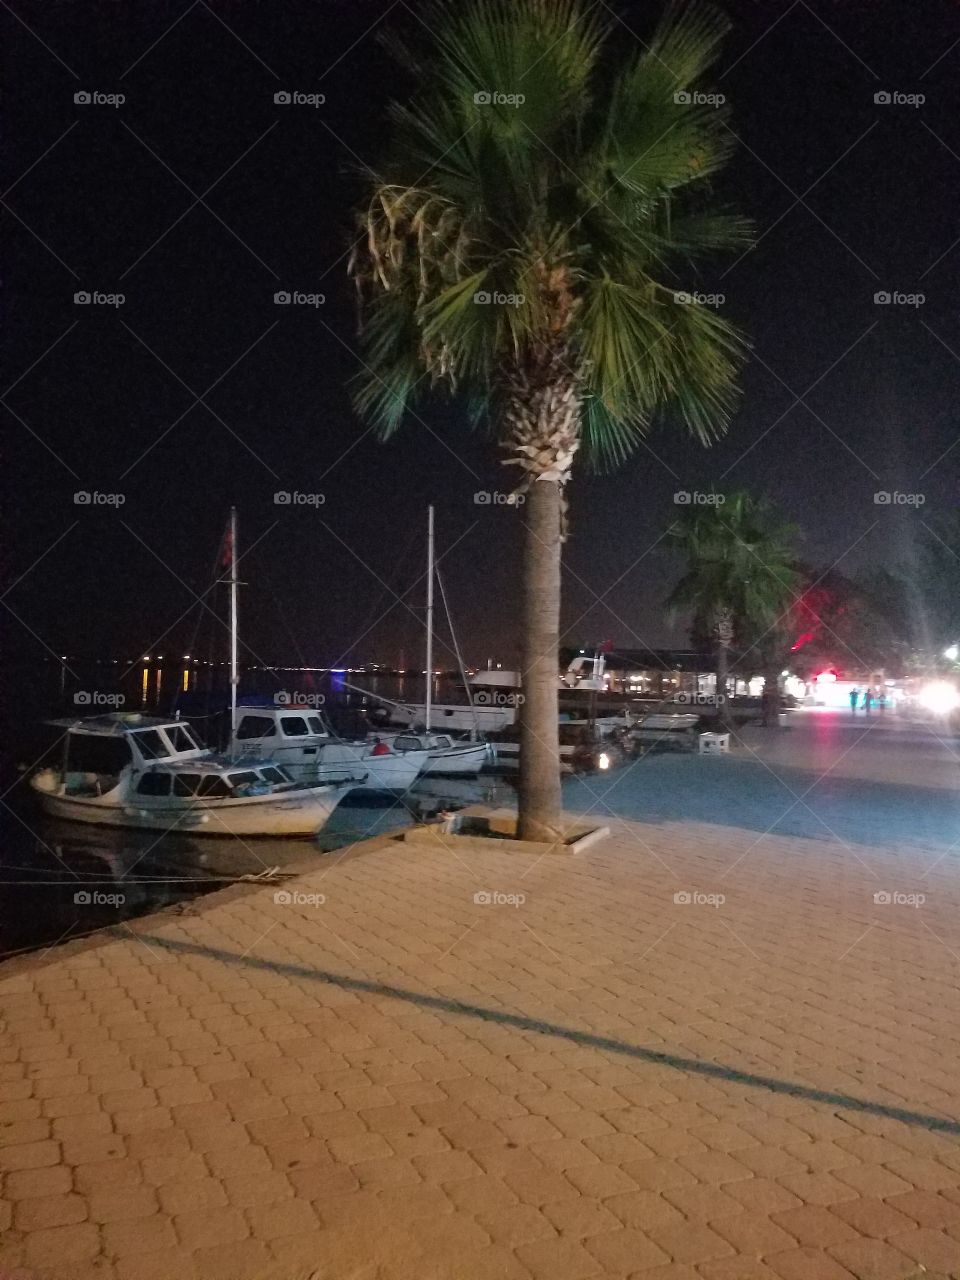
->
left=231, top=705, right=363, bottom=780
left=45, top=714, right=207, bottom=796
left=130, top=760, right=296, bottom=801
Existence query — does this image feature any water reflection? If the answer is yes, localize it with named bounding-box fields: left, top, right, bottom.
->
left=1, top=771, right=515, bottom=961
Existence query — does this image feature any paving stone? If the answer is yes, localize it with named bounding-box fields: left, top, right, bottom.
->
left=14, top=1192, right=88, bottom=1231
left=826, top=1236, right=917, bottom=1280
left=476, top=1203, right=558, bottom=1247
left=515, top=1235, right=606, bottom=1279
left=886, top=1227, right=960, bottom=1272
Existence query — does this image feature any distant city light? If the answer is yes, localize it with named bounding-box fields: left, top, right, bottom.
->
left=918, top=681, right=960, bottom=715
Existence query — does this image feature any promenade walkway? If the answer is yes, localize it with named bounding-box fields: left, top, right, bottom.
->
left=2, top=709, right=959, bottom=1279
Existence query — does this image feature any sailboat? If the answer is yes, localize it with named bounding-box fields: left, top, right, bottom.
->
left=356, top=508, right=491, bottom=776
left=30, top=511, right=367, bottom=837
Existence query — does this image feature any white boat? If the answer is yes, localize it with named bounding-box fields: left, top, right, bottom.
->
left=30, top=714, right=362, bottom=837
left=230, top=705, right=429, bottom=791
left=379, top=653, right=612, bottom=731
left=355, top=507, right=500, bottom=749
left=377, top=700, right=513, bottom=732
left=377, top=730, right=490, bottom=777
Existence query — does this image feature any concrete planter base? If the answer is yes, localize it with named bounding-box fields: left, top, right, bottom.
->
left=401, top=807, right=610, bottom=856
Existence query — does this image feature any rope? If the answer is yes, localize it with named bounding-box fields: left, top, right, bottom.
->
left=434, top=561, right=481, bottom=739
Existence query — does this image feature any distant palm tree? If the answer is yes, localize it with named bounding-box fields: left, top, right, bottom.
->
left=349, top=0, right=749, bottom=838
left=668, top=492, right=800, bottom=728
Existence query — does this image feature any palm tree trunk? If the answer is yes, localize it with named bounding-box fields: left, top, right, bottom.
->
left=518, top=479, right=563, bottom=841
left=762, top=662, right=781, bottom=727
left=715, top=641, right=730, bottom=731
left=714, top=607, right=733, bottom=731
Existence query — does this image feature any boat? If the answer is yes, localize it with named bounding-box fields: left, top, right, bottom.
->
left=372, top=698, right=514, bottom=732
left=373, top=652, right=611, bottom=731
left=377, top=730, right=491, bottom=776
left=30, top=713, right=363, bottom=837
left=229, top=704, right=429, bottom=791
left=30, top=510, right=366, bottom=837
left=351, top=507, right=495, bottom=771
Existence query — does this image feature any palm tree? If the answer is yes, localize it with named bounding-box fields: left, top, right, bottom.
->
left=668, top=492, right=799, bottom=729
left=349, top=0, right=749, bottom=838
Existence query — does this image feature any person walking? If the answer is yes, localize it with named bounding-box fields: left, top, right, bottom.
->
left=849, top=686, right=860, bottom=713
left=862, top=688, right=873, bottom=714
left=878, top=691, right=887, bottom=713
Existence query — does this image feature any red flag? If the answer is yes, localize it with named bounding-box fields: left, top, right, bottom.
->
left=220, top=521, right=234, bottom=570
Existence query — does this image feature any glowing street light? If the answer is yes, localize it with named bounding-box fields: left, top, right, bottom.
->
left=918, top=681, right=960, bottom=716
left=944, top=644, right=958, bottom=662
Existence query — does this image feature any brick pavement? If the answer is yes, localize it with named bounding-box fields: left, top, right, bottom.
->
left=2, top=715, right=960, bottom=1279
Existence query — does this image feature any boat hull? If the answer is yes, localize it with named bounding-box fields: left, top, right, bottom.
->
left=385, top=702, right=514, bottom=732
left=420, top=743, right=489, bottom=777
left=32, top=783, right=355, bottom=837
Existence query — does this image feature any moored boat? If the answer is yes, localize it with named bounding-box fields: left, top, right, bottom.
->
left=377, top=730, right=490, bottom=777
left=30, top=714, right=363, bottom=837
left=230, top=705, right=429, bottom=791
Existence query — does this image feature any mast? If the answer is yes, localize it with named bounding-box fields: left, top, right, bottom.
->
left=229, top=506, right=239, bottom=743
left=425, top=505, right=434, bottom=732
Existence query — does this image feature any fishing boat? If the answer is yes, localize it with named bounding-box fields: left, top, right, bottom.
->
left=229, top=704, right=429, bottom=791
left=30, top=713, right=363, bottom=836
left=30, top=510, right=366, bottom=837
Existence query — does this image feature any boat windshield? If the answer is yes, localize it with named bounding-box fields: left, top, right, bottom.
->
left=129, top=729, right=169, bottom=759
left=166, top=725, right=201, bottom=753
left=259, top=766, right=291, bottom=784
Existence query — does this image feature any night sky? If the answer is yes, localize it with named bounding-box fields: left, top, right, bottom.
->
left=4, top=0, right=959, bottom=676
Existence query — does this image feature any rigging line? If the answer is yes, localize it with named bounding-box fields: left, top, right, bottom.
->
left=434, top=558, right=480, bottom=739
left=171, top=526, right=226, bottom=718
left=349, top=525, right=422, bottom=663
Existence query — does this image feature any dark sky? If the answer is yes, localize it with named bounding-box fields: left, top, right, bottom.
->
left=4, top=0, right=959, bottom=675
